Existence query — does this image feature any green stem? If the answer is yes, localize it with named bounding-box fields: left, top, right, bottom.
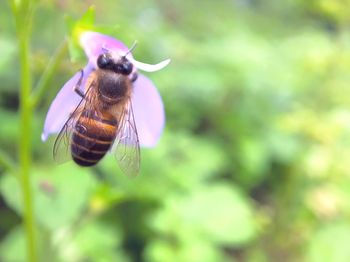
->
left=30, top=40, right=68, bottom=108
left=18, top=31, right=37, bottom=262
left=11, top=0, right=38, bottom=259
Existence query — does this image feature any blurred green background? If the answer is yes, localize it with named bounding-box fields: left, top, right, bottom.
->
left=1, top=0, right=350, bottom=261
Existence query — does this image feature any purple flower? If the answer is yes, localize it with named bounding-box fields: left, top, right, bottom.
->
left=42, top=31, right=170, bottom=147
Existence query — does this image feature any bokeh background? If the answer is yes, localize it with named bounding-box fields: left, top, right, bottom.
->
left=1, top=0, right=350, bottom=261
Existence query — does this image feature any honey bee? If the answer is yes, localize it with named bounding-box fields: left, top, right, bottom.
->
left=53, top=46, right=140, bottom=176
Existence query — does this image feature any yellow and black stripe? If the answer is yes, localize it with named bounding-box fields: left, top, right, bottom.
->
left=71, top=111, right=117, bottom=166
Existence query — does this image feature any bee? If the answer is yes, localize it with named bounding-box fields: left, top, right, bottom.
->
left=53, top=46, right=140, bottom=176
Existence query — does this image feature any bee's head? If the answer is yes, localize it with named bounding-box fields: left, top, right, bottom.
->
left=97, top=53, right=133, bottom=75
left=113, top=56, right=133, bottom=75
left=97, top=42, right=137, bottom=75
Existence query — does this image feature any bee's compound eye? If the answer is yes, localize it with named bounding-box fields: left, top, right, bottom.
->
left=97, top=54, right=110, bottom=69
left=122, top=61, right=133, bottom=75
left=115, top=60, right=133, bottom=75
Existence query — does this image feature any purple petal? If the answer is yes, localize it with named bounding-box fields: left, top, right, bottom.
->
left=80, top=31, right=129, bottom=66
left=41, top=64, right=94, bottom=141
left=132, top=74, right=165, bottom=147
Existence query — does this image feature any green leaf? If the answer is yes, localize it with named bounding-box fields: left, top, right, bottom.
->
left=150, top=183, right=257, bottom=246
left=66, top=221, right=129, bottom=262
left=97, top=131, right=227, bottom=200
left=0, top=110, right=20, bottom=150
left=307, top=223, right=350, bottom=262
left=0, top=226, right=26, bottom=262
left=64, top=6, right=119, bottom=62
left=0, top=37, right=16, bottom=73
left=145, top=132, right=226, bottom=189
left=65, top=5, right=96, bottom=38
left=64, top=6, right=96, bottom=62
left=145, top=238, right=231, bottom=262
left=0, top=163, right=97, bottom=230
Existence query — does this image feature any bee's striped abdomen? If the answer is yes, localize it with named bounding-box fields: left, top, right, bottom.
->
left=71, top=112, right=117, bottom=166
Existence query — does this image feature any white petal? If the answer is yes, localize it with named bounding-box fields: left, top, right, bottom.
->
left=127, top=56, right=171, bottom=72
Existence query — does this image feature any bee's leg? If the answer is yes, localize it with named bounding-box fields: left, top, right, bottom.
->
left=73, top=69, right=85, bottom=98
left=130, top=72, right=138, bottom=83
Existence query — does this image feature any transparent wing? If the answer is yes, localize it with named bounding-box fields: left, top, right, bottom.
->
left=113, top=100, right=141, bottom=177
left=52, top=98, right=84, bottom=163
left=53, top=81, right=97, bottom=164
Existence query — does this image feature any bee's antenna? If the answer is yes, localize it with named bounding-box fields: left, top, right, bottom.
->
left=123, top=41, right=138, bottom=57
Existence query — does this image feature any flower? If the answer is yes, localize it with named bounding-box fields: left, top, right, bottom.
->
left=42, top=31, right=170, bottom=147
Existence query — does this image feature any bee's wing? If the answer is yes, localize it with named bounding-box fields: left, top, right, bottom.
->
left=52, top=81, right=97, bottom=164
left=52, top=101, right=82, bottom=163
left=112, top=100, right=141, bottom=177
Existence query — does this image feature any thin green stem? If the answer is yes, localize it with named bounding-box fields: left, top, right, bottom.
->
left=18, top=32, right=37, bottom=262
left=11, top=1, right=38, bottom=260
left=30, top=40, right=68, bottom=108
